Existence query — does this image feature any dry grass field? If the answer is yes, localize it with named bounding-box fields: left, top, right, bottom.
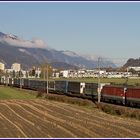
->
left=0, top=99, right=140, bottom=138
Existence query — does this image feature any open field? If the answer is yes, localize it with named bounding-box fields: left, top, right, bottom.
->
left=0, top=99, right=140, bottom=138
left=0, top=86, right=36, bottom=99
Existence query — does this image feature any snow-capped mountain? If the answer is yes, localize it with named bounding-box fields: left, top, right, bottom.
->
left=0, top=31, right=116, bottom=69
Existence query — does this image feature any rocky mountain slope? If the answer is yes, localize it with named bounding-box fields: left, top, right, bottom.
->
left=123, top=58, right=140, bottom=67
left=0, top=32, right=116, bottom=69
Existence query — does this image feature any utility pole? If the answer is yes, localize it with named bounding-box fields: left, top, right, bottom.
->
left=5, top=71, right=8, bottom=87
left=46, top=65, right=49, bottom=94
left=19, top=69, right=22, bottom=90
left=97, top=57, right=101, bottom=103
left=43, top=67, right=45, bottom=80
left=43, top=66, right=46, bottom=92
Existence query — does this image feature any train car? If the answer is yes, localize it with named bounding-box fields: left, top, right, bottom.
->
left=55, top=80, right=68, bottom=93
left=5, top=77, right=10, bottom=86
left=0, top=76, right=5, bottom=85
left=101, top=85, right=125, bottom=104
left=13, top=78, right=24, bottom=87
left=23, top=78, right=29, bottom=89
left=126, top=87, right=140, bottom=107
left=68, top=81, right=85, bottom=94
left=84, top=83, right=110, bottom=99
left=48, top=80, right=55, bottom=92
left=29, top=80, right=47, bottom=91
left=8, top=78, right=14, bottom=86
left=13, top=78, right=20, bottom=87
left=84, top=82, right=98, bottom=98
left=0, top=76, right=10, bottom=86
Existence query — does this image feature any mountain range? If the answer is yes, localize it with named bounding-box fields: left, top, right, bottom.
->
left=0, top=32, right=116, bottom=69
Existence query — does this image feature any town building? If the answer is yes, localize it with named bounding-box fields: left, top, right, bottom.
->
left=11, top=63, right=21, bottom=72
left=0, top=62, right=5, bottom=70
left=127, top=66, right=140, bottom=72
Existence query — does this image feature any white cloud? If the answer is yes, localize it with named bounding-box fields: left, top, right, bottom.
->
left=0, top=36, right=47, bottom=48
left=31, top=38, right=45, bottom=48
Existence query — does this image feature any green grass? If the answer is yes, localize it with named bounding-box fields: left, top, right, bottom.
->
left=54, top=77, right=140, bottom=86
left=0, top=86, right=36, bottom=99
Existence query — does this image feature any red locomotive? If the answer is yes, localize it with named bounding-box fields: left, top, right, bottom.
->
left=126, top=87, right=140, bottom=106
left=101, top=85, right=140, bottom=107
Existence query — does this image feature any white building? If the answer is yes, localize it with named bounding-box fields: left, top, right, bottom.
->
left=5, top=69, right=13, bottom=73
left=11, top=63, right=21, bottom=72
left=60, top=70, right=69, bottom=78
left=0, top=62, right=5, bottom=70
left=35, top=69, right=41, bottom=78
left=127, top=66, right=140, bottom=71
left=21, top=70, right=27, bottom=78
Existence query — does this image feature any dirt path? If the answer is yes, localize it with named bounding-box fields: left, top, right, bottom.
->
left=0, top=99, right=139, bottom=138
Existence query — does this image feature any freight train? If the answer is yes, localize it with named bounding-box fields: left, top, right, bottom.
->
left=0, top=77, right=140, bottom=107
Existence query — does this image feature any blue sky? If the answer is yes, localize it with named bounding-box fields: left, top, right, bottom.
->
left=0, top=2, right=140, bottom=65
